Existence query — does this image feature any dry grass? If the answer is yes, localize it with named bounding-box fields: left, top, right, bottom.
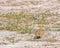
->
left=0, top=12, right=60, bottom=34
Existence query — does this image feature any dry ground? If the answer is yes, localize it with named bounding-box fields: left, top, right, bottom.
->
left=0, top=30, right=60, bottom=48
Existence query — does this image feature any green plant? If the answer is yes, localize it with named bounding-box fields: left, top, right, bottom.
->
left=20, top=25, right=32, bottom=34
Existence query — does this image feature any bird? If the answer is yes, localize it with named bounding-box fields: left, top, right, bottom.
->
left=34, top=24, right=44, bottom=39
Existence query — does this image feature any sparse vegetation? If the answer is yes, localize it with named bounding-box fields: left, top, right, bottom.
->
left=0, top=0, right=60, bottom=48
left=0, top=12, right=60, bottom=33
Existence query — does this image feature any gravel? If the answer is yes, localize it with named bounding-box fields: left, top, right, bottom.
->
left=0, top=30, right=60, bottom=48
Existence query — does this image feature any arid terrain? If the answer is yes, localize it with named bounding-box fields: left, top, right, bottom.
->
left=0, top=0, right=60, bottom=48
